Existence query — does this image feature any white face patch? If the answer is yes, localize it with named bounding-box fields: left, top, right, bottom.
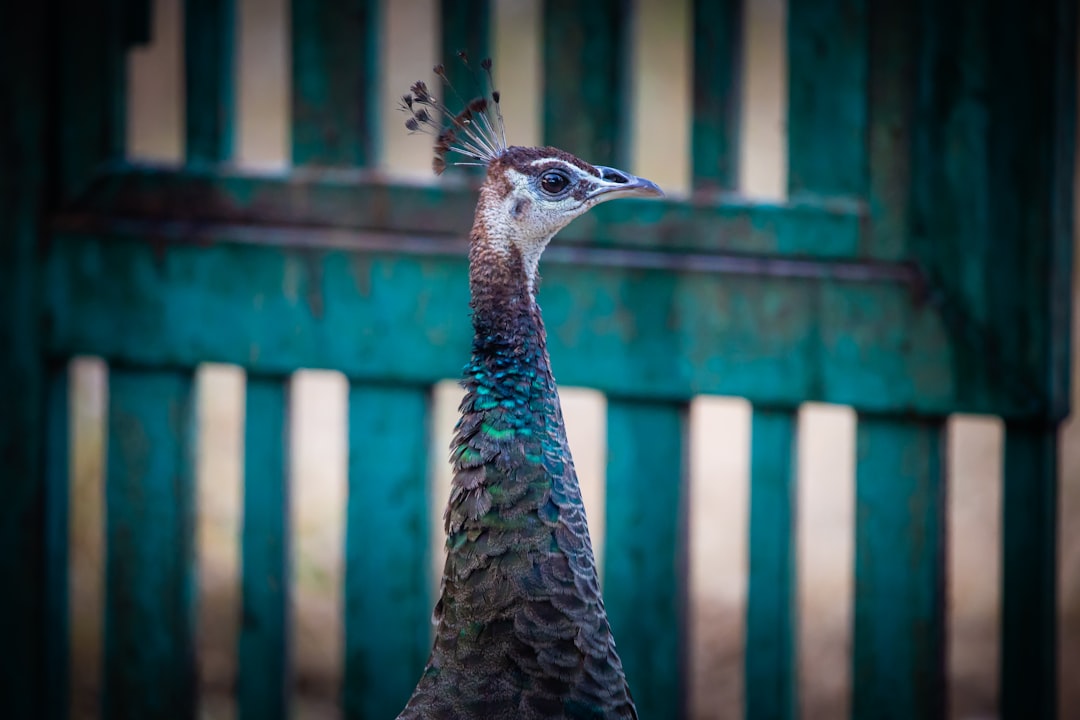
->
left=473, top=164, right=599, bottom=290
left=471, top=152, right=662, bottom=292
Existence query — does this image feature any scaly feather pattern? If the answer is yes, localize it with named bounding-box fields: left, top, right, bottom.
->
left=397, top=58, right=663, bottom=720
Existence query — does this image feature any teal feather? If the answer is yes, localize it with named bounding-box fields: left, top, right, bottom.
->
left=397, top=283, right=637, bottom=719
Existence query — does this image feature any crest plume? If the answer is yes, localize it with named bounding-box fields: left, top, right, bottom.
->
left=399, top=54, right=507, bottom=174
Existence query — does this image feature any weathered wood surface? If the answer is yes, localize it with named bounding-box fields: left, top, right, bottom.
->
left=343, top=383, right=433, bottom=718
left=45, top=231, right=1008, bottom=417
left=852, top=417, right=945, bottom=720
left=103, top=369, right=198, bottom=720
left=746, top=408, right=798, bottom=720
left=0, top=3, right=50, bottom=717
left=238, top=376, right=291, bottom=720
left=605, top=399, right=688, bottom=720
left=2, top=0, right=1073, bottom=718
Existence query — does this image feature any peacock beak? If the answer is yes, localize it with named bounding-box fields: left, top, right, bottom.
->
left=589, top=165, right=665, bottom=201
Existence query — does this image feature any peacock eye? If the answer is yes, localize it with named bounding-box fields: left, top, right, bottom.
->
left=539, top=171, right=571, bottom=195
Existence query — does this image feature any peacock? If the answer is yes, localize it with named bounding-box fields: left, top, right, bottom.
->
left=396, top=56, right=663, bottom=720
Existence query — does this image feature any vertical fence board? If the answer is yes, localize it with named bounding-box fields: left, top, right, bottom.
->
left=103, top=369, right=197, bottom=720
left=1048, top=0, right=1078, bottom=421
left=44, top=364, right=72, bottom=720
left=0, top=3, right=48, bottom=717
left=605, top=398, right=687, bottom=719
left=1000, top=422, right=1058, bottom=719
left=786, top=0, right=868, bottom=198
left=542, top=0, right=629, bottom=166
left=691, top=0, right=742, bottom=190
left=184, top=0, right=236, bottom=163
left=864, top=0, right=913, bottom=259
left=291, top=0, right=380, bottom=167
left=238, top=375, right=291, bottom=720
left=343, top=383, right=432, bottom=719
left=439, top=0, right=491, bottom=84
left=746, top=407, right=797, bottom=720
left=58, top=0, right=127, bottom=200
left=852, top=416, right=945, bottom=720
left=438, top=0, right=491, bottom=178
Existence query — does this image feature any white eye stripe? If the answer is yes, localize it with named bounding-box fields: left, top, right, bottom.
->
left=526, top=158, right=595, bottom=180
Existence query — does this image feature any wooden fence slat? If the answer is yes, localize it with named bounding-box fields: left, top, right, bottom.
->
left=786, top=0, right=868, bottom=198
left=604, top=398, right=687, bottom=719
left=0, top=3, right=49, bottom=717
left=58, top=0, right=127, bottom=200
left=44, top=364, right=72, bottom=720
left=745, top=407, right=797, bottom=720
left=343, top=383, right=432, bottom=719
left=238, top=375, right=291, bottom=720
left=542, top=0, right=629, bottom=166
left=184, top=0, right=236, bottom=164
left=439, top=0, right=491, bottom=93
left=103, top=369, right=198, bottom=720
left=438, top=0, right=491, bottom=178
left=291, top=0, right=379, bottom=167
left=1000, top=422, right=1058, bottom=719
left=851, top=416, right=945, bottom=720
left=865, top=0, right=913, bottom=259
left=691, top=0, right=742, bottom=191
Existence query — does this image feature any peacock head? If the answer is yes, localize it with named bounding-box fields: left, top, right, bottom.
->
left=401, top=56, right=663, bottom=278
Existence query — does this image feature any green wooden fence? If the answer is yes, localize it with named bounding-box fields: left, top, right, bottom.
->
left=0, top=0, right=1075, bottom=718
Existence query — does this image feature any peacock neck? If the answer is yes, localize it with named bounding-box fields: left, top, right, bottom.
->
left=420, top=231, right=615, bottom=701
left=465, top=237, right=552, bottom=380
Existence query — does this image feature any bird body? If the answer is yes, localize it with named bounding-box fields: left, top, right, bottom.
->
left=396, top=62, right=662, bottom=720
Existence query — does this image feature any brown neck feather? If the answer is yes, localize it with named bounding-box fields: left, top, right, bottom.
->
left=467, top=230, right=538, bottom=344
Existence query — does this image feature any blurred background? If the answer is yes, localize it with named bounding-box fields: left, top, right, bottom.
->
left=60, top=0, right=1078, bottom=718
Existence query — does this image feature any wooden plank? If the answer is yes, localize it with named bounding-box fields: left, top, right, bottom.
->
left=745, top=407, right=797, bottom=720
left=44, top=364, right=72, bottom=720
left=604, top=399, right=687, bottom=719
left=291, top=0, right=379, bottom=167
left=980, top=2, right=1061, bottom=427
left=438, top=0, right=491, bottom=91
left=123, top=0, right=153, bottom=45
left=690, top=0, right=742, bottom=190
left=343, top=383, right=431, bottom=719
left=542, top=0, right=629, bottom=166
left=103, top=369, right=198, bottom=720
left=1000, top=422, right=1058, bottom=719
left=786, top=0, right=868, bottom=198
left=57, top=0, right=127, bottom=200
left=0, top=2, right=48, bottom=717
left=238, top=375, right=291, bottom=720
left=57, top=165, right=865, bottom=257
left=864, top=0, right=913, bottom=259
left=908, top=0, right=1071, bottom=424
left=851, top=416, right=945, bottom=720
left=438, top=0, right=491, bottom=179
left=46, top=233, right=1040, bottom=417
left=184, top=0, right=236, bottom=163
left=1047, top=0, right=1077, bottom=420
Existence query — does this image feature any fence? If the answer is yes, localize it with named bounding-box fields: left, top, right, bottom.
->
left=0, top=0, right=1075, bottom=718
